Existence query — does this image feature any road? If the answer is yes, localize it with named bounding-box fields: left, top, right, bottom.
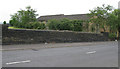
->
left=2, top=41, right=118, bottom=67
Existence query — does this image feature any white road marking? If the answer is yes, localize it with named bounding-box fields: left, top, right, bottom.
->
left=86, top=51, right=96, bottom=54
left=6, top=60, right=31, bottom=65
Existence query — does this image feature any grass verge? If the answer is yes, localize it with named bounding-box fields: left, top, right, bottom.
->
left=8, top=27, right=25, bottom=29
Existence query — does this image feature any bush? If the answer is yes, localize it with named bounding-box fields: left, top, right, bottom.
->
left=3, top=21, right=6, bottom=24
left=9, top=20, right=13, bottom=26
left=109, top=33, right=116, bottom=38
left=71, top=20, right=83, bottom=31
left=25, top=23, right=33, bottom=29
left=31, top=22, right=40, bottom=29
left=47, top=19, right=83, bottom=31
left=91, top=24, right=96, bottom=32
left=48, top=19, right=61, bottom=30
left=31, top=22, right=46, bottom=29
left=37, top=23, right=46, bottom=29
left=59, top=19, right=73, bottom=30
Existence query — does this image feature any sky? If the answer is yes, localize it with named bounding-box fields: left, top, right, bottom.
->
left=0, top=0, right=120, bottom=23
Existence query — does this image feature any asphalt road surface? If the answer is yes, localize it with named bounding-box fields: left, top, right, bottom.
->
left=2, top=41, right=118, bottom=67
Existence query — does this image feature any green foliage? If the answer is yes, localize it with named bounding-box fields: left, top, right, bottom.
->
left=47, top=19, right=83, bottom=31
left=59, top=19, right=73, bottom=30
left=37, top=23, right=46, bottom=29
left=118, top=9, right=120, bottom=27
left=91, top=24, right=96, bottom=32
left=89, top=4, right=114, bottom=32
left=31, top=22, right=46, bottom=29
left=3, top=21, right=6, bottom=24
left=9, top=6, right=38, bottom=28
left=71, top=20, right=83, bottom=31
left=48, top=19, right=61, bottom=30
left=25, top=22, right=46, bottom=29
left=9, top=6, right=46, bottom=30
left=107, top=10, right=118, bottom=32
left=109, top=33, right=116, bottom=38
left=89, top=4, right=120, bottom=38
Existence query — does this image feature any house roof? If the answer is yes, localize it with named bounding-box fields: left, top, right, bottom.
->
left=38, top=14, right=90, bottom=21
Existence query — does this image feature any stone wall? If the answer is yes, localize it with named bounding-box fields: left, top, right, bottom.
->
left=2, top=25, right=109, bottom=45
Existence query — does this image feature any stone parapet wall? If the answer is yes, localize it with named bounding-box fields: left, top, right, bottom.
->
left=2, top=25, right=109, bottom=45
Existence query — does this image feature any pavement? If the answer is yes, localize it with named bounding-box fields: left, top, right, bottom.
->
left=2, top=41, right=118, bottom=67
left=2, top=41, right=117, bottom=51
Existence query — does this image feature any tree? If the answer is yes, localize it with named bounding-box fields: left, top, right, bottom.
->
left=117, top=9, right=120, bottom=39
left=106, top=9, right=120, bottom=39
left=89, top=4, right=113, bottom=32
left=3, top=21, right=6, bottom=24
left=9, top=6, right=38, bottom=28
left=107, top=9, right=118, bottom=33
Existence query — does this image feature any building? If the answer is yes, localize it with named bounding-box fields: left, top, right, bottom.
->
left=38, top=14, right=93, bottom=32
left=37, top=14, right=109, bottom=33
left=38, top=14, right=90, bottom=22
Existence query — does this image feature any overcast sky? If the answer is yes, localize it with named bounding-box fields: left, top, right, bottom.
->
left=0, top=0, right=119, bottom=23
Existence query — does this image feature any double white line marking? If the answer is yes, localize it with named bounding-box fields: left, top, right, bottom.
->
left=6, top=60, right=31, bottom=65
